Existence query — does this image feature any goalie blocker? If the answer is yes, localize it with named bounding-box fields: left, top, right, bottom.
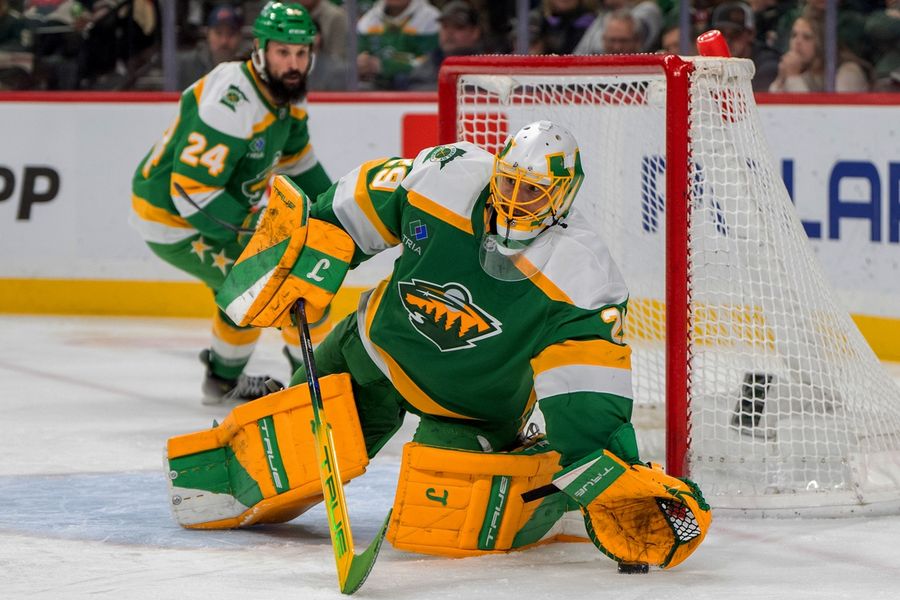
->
left=215, top=175, right=356, bottom=331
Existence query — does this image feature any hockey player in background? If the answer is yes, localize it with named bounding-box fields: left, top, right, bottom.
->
left=169, top=120, right=711, bottom=571
left=130, top=2, right=332, bottom=404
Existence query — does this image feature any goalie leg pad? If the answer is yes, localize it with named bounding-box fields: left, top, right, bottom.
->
left=386, top=441, right=584, bottom=557
left=554, top=449, right=712, bottom=569
left=166, top=373, right=368, bottom=529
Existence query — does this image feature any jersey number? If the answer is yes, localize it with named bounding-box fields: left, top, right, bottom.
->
left=601, top=307, right=625, bottom=344
left=141, top=119, right=177, bottom=178
left=370, top=159, right=413, bottom=191
left=179, top=132, right=229, bottom=177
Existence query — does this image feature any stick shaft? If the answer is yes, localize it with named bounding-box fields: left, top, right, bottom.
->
left=173, top=181, right=255, bottom=234
left=293, top=299, right=356, bottom=587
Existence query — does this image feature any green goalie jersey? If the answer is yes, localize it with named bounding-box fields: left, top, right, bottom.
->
left=312, top=144, right=638, bottom=466
left=131, top=60, right=331, bottom=245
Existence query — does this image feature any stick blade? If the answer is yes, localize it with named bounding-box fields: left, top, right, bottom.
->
left=340, top=510, right=393, bottom=595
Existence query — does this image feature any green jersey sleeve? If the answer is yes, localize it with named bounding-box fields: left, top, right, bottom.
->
left=310, top=157, right=413, bottom=266
left=531, top=300, right=639, bottom=467
left=276, top=105, right=332, bottom=201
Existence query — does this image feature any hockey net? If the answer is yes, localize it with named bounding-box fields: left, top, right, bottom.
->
left=439, top=55, right=900, bottom=516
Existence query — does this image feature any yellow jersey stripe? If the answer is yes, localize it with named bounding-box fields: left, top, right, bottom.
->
left=290, top=105, right=307, bottom=120
left=251, top=112, right=276, bottom=135
left=531, top=339, right=631, bottom=375
left=192, top=78, right=205, bottom=105
left=278, top=144, right=312, bottom=166
left=355, top=159, right=401, bottom=246
left=406, top=189, right=474, bottom=234
left=364, top=281, right=473, bottom=420
left=245, top=60, right=279, bottom=108
left=170, top=172, right=221, bottom=197
left=516, top=255, right=573, bottom=304
left=131, top=194, right=191, bottom=228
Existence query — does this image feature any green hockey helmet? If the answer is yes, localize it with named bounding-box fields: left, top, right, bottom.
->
left=252, top=1, right=317, bottom=48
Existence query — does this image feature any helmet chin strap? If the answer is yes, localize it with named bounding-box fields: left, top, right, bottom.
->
left=251, top=43, right=316, bottom=86
left=251, top=45, right=269, bottom=82
left=488, top=202, right=564, bottom=251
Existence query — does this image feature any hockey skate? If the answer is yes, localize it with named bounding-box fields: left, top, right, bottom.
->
left=199, top=349, right=284, bottom=405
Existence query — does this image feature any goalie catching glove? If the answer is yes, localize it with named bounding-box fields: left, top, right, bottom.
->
left=216, top=175, right=355, bottom=329
left=548, top=449, right=711, bottom=569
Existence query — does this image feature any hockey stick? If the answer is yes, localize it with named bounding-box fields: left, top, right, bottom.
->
left=292, top=299, right=391, bottom=595
left=172, top=181, right=256, bottom=235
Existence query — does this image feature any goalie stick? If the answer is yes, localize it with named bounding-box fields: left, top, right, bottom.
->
left=292, top=299, right=391, bottom=595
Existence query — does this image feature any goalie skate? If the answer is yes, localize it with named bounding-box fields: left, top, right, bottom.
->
left=199, top=349, right=283, bottom=405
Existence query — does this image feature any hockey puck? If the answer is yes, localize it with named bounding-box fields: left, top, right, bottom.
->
left=617, top=562, right=649, bottom=574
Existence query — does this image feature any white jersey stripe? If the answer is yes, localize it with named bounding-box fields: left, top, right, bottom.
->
left=172, top=188, right=225, bottom=218
left=534, top=364, right=633, bottom=401
left=210, top=336, right=257, bottom=361
left=128, top=212, right=197, bottom=244
left=277, top=145, right=318, bottom=177
left=332, top=168, right=397, bottom=255
left=356, top=288, right=392, bottom=380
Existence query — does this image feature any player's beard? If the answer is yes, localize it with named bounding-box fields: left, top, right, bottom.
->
left=266, top=67, right=308, bottom=104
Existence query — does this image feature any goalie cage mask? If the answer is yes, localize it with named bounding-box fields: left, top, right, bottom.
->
left=481, top=120, right=584, bottom=281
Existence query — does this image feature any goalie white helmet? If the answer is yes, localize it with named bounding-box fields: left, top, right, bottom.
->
left=481, top=120, right=584, bottom=281
left=489, top=120, right=583, bottom=245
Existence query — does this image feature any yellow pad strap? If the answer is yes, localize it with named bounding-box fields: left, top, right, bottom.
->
left=166, top=373, right=368, bottom=529
left=386, top=442, right=575, bottom=557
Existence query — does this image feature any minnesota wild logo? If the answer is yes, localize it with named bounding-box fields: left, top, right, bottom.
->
left=398, top=279, right=501, bottom=352
left=426, top=145, right=466, bottom=169
left=220, top=84, right=249, bottom=112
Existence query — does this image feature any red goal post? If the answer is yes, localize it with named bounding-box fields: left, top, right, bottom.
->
left=437, top=55, right=900, bottom=516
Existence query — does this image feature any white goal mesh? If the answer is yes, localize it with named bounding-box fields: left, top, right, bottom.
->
left=445, top=56, right=900, bottom=516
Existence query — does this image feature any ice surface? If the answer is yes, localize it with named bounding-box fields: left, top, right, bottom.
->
left=1, top=315, right=899, bottom=599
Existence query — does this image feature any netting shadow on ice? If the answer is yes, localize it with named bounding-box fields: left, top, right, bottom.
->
left=451, top=56, right=900, bottom=515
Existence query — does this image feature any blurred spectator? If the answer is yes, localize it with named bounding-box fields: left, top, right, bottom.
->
left=712, top=1, right=780, bottom=91
left=773, top=0, right=867, bottom=61
left=531, top=0, right=595, bottom=55
left=0, top=0, right=33, bottom=89
left=474, top=0, right=515, bottom=53
left=356, top=0, right=439, bottom=90
left=748, top=0, right=790, bottom=48
left=865, top=0, right=899, bottom=90
left=871, top=66, right=899, bottom=92
left=177, top=4, right=244, bottom=89
left=307, top=15, right=350, bottom=90
left=598, top=7, right=642, bottom=54
left=77, top=0, right=160, bottom=89
left=22, top=0, right=83, bottom=88
left=658, top=19, right=697, bottom=55
left=769, top=9, right=869, bottom=92
left=298, top=0, right=347, bottom=64
left=574, top=0, right=662, bottom=54
left=407, top=0, right=483, bottom=90
left=659, top=22, right=681, bottom=54
left=1, top=0, right=26, bottom=48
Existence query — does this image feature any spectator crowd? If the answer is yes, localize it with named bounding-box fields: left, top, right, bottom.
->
left=1, top=0, right=898, bottom=92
